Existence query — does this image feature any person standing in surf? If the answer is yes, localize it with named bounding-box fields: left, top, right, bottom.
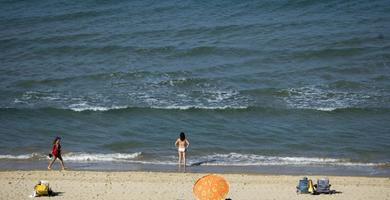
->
left=175, top=132, right=190, bottom=166
left=48, top=136, right=65, bottom=170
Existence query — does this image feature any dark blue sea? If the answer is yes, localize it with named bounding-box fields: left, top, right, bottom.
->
left=1, top=0, right=389, bottom=176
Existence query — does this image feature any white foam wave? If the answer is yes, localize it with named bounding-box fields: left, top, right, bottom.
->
left=283, top=86, right=368, bottom=111
left=0, top=154, right=33, bottom=159
left=69, top=104, right=248, bottom=111
left=315, top=107, right=338, bottom=111
left=205, top=90, right=239, bottom=103
left=0, top=152, right=386, bottom=167
left=63, top=152, right=142, bottom=161
left=68, top=102, right=128, bottom=112
left=189, top=153, right=386, bottom=167
left=0, top=152, right=142, bottom=162
left=150, top=105, right=248, bottom=110
left=12, top=88, right=250, bottom=112
left=135, top=89, right=249, bottom=111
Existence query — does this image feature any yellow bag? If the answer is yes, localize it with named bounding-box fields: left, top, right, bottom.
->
left=35, top=184, right=49, bottom=196
left=308, top=179, right=315, bottom=194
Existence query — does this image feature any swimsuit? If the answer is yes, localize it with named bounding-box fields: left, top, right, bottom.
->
left=178, top=147, right=186, bottom=152
left=52, top=144, right=61, bottom=157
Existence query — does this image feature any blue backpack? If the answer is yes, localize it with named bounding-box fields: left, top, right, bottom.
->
left=296, top=177, right=309, bottom=194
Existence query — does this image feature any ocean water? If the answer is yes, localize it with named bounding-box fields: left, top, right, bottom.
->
left=0, top=0, right=389, bottom=176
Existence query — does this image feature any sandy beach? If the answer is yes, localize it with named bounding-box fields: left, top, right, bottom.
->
left=0, top=170, right=389, bottom=200
left=1, top=0, right=390, bottom=198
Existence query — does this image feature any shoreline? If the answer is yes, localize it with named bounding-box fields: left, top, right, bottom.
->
left=1, top=170, right=389, bottom=200
left=0, top=168, right=389, bottom=178
left=1, top=160, right=389, bottom=177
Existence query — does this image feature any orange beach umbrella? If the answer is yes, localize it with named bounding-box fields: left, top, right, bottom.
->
left=193, top=174, right=229, bottom=200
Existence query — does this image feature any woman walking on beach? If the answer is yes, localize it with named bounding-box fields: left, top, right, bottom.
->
left=175, top=132, right=190, bottom=166
left=48, top=136, right=65, bottom=170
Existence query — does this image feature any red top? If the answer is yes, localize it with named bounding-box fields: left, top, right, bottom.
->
left=52, top=144, right=61, bottom=157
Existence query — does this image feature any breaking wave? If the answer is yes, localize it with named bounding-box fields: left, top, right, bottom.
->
left=190, top=153, right=387, bottom=167
left=0, top=152, right=386, bottom=168
left=0, top=152, right=142, bottom=162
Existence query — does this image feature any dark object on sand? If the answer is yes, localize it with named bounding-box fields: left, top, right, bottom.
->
left=313, top=178, right=337, bottom=195
left=190, top=159, right=217, bottom=166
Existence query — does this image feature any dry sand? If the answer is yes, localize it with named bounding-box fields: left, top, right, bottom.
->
left=0, top=170, right=389, bottom=200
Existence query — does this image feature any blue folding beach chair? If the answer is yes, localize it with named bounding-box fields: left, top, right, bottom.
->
left=296, top=177, right=309, bottom=194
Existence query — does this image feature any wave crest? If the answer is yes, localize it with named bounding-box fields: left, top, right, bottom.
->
left=64, top=152, right=142, bottom=161
left=0, top=152, right=386, bottom=167
left=190, top=153, right=387, bottom=167
left=282, top=86, right=371, bottom=111
left=0, top=152, right=142, bottom=162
